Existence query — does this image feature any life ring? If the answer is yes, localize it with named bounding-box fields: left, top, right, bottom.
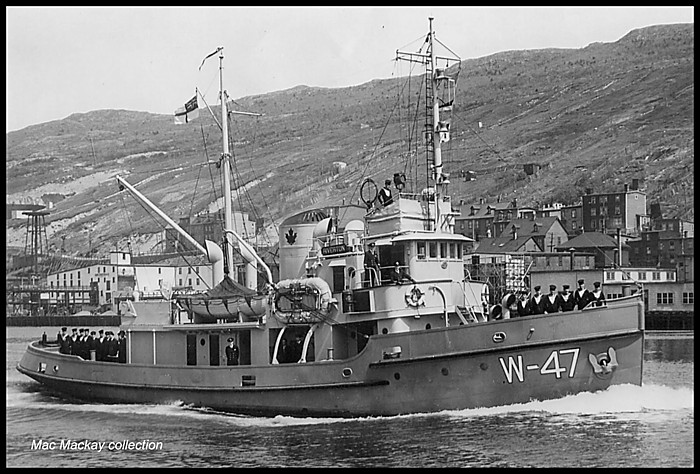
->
left=405, top=286, right=425, bottom=307
left=360, top=178, right=379, bottom=208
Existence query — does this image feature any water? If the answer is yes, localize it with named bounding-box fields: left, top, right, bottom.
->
left=6, top=327, right=694, bottom=467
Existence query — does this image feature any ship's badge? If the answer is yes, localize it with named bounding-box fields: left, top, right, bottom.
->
left=285, top=228, right=297, bottom=245
left=588, top=347, right=618, bottom=378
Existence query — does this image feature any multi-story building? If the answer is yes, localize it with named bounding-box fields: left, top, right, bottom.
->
left=455, top=198, right=518, bottom=241
left=46, top=251, right=213, bottom=310
left=628, top=218, right=694, bottom=282
left=582, top=184, right=647, bottom=235
left=539, top=202, right=583, bottom=236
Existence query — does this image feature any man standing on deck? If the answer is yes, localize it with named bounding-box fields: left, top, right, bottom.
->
left=364, top=242, right=381, bottom=287
left=528, top=286, right=546, bottom=315
left=560, top=284, right=575, bottom=311
left=543, top=284, right=563, bottom=314
left=377, top=179, right=394, bottom=206
left=225, top=337, right=240, bottom=366
left=573, top=279, right=593, bottom=310
left=516, top=291, right=531, bottom=317
left=590, top=281, right=606, bottom=307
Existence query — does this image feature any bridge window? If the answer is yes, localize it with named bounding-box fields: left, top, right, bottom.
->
left=429, top=242, right=437, bottom=258
left=417, top=241, right=426, bottom=260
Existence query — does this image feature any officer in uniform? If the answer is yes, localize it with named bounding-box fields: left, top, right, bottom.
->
left=225, top=337, right=240, bottom=366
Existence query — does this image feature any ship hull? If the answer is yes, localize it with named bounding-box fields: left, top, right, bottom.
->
left=17, top=296, right=644, bottom=417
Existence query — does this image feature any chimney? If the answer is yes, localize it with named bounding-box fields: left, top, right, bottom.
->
left=631, top=178, right=639, bottom=190
left=479, top=198, right=485, bottom=205
left=585, top=188, right=592, bottom=195
left=624, top=183, right=629, bottom=193
left=511, top=198, right=517, bottom=208
left=511, top=225, right=518, bottom=240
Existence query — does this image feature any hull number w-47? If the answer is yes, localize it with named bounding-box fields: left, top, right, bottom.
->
left=498, top=348, right=580, bottom=383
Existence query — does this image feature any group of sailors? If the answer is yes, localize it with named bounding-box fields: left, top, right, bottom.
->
left=499, top=279, right=606, bottom=319
left=56, top=327, right=126, bottom=363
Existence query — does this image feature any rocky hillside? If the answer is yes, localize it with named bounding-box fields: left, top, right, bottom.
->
left=6, top=23, right=694, bottom=257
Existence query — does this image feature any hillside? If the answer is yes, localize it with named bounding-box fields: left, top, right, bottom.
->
left=5, top=23, right=694, bottom=258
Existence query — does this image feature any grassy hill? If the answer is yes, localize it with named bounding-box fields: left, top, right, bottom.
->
left=5, top=23, right=694, bottom=257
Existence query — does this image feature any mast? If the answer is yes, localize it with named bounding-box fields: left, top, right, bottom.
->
left=428, top=17, right=446, bottom=230
left=218, top=49, right=235, bottom=277
left=397, top=17, right=460, bottom=232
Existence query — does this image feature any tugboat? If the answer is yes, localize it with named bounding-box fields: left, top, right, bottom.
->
left=18, top=18, right=644, bottom=417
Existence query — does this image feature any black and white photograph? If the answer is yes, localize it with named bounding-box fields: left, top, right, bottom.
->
left=6, top=6, right=693, bottom=468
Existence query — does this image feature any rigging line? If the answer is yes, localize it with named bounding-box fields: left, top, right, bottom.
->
left=433, top=37, right=462, bottom=62
left=189, top=163, right=203, bottom=219
left=119, top=187, right=213, bottom=289
left=338, top=85, right=403, bottom=225
left=338, top=61, right=418, bottom=225
left=118, top=189, right=135, bottom=249
left=233, top=116, right=278, bottom=247
left=197, top=90, right=223, bottom=132
left=200, top=123, right=221, bottom=216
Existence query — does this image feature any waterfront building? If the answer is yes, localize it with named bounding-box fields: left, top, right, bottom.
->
left=556, top=231, right=630, bottom=268
left=582, top=184, right=648, bottom=235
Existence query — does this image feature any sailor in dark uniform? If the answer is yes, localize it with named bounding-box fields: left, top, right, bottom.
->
left=105, top=332, right=119, bottom=362
left=225, top=337, right=240, bottom=366
left=590, top=281, right=606, bottom=307
left=528, top=286, right=546, bottom=315
left=59, top=328, right=72, bottom=354
left=573, top=279, right=593, bottom=310
left=377, top=179, right=394, bottom=206
left=74, top=329, right=85, bottom=359
left=117, top=331, right=127, bottom=363
left=57, top=327, right=67, bottom=345
left=543, top=284, right=563, bottom=314
left=95, top=330, right=105, bottom=361
left=516, top=291, right=531, bottom=317
left=559, top=284, right=576, bottom=311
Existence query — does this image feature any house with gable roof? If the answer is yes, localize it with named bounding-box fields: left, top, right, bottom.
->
left=556, top=231, right=629, bottom=268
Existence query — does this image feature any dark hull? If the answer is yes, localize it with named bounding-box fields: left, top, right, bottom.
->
left=18, top=296, right=644, bottom=417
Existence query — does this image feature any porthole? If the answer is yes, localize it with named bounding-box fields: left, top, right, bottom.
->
left=441, top=367, right=449, bottom=376
left=381, top=328, right=388, bottom=335
left=425, top=323, right=432, bottom=330
left=394, top=372, right=400, bottom=380
left=200, top=338, right=206, bottom=346
left=342, top=368, right=353, bottom=378
left=53, top=365, right=59, bottom=373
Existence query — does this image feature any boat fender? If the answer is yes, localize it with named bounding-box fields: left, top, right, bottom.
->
left=405, top=286, right=425, bottom=307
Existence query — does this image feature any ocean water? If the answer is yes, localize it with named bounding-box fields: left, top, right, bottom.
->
left=6, top=327, right=694, bottom=468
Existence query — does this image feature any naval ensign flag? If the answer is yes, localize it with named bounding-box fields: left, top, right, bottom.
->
left=174, top=95, right=199, bottom=124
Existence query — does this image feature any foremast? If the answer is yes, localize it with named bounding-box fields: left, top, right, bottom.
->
left=396, top=17, right=460, bottom=232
